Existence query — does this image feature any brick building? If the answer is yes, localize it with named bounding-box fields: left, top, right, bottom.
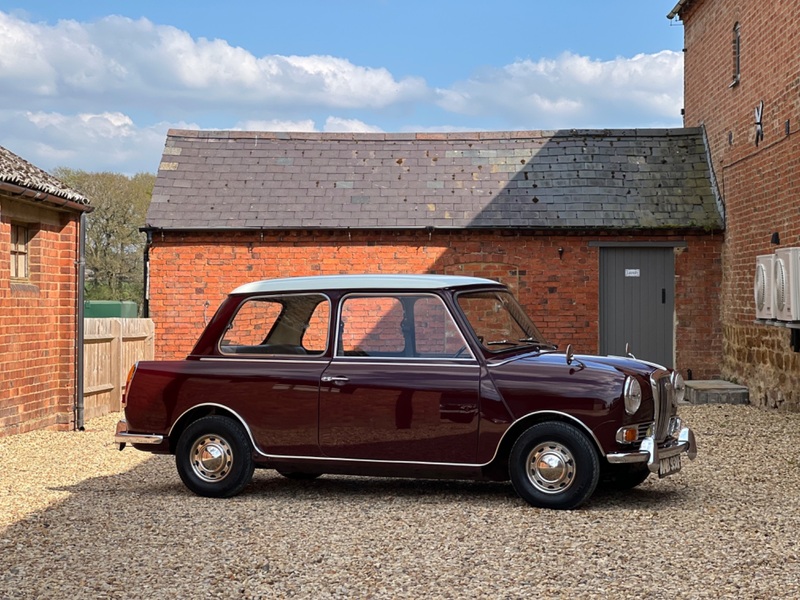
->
left=669, top=0, right=800, bottom=409
left=0, top=145, right=92, bottom=435
left=147, top=128, right=723, bottom=378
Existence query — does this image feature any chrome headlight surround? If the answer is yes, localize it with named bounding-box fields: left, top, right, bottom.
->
left=623, top=376, right=642, bottom=415
left=670, top=371, right=686, bottom=405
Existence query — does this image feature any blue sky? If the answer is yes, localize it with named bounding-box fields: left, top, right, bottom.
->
left=0, top=1, right=685, bottom=174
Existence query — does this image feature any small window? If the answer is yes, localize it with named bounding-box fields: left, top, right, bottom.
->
left=220, top=294, right=329, bottom=356
left=731, top=22, right=741, bottom=87
left=10, top=224, right=29, bottom=279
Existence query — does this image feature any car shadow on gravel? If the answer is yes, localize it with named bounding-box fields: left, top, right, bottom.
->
left=48, top=454, right=690, bottom=512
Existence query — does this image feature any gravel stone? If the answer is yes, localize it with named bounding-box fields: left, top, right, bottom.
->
left=1, top=405, right=800, bottom=599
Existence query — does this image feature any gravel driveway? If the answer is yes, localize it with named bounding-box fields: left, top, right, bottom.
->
left=1, top=404, right=799, bottom=599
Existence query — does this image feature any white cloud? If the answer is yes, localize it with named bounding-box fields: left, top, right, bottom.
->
left=234, top=119, right=317, bottom=132
left=435, top=51, right=683, bottom=128
left=0, top=10, right=684, bottom=175
left=323, top=117, right=383, bottom=133
left=0, top=11, right=428, bottom=113
left=232, top=117, right=383, bottom=133
left=1, top=109, right=195, bottom=174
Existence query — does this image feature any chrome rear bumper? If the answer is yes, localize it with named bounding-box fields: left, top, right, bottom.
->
left=115, top=419, right=164, bottom=449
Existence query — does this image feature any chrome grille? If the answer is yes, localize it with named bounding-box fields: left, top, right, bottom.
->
left=650, top=370, right=673, bottom=442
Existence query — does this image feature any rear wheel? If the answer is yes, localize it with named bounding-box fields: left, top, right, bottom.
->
left=509, top=421, right=600, bottom=510
left=175, top=416, right=255, bottom=498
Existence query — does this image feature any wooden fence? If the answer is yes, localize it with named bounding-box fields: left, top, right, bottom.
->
left=83, top=318, right=155, bottom=419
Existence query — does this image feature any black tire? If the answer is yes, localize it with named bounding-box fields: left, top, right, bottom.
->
left=509, top=421, right=600, bottom=510
left=275, top=469, right=321, bottom=481
left=600, top=464, right=651, bottom=491
left=175, top=416, right=255, bottom=498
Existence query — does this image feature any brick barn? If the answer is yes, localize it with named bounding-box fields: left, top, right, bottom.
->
left=147, top=128, right=723, bottom=378
left=0, top=145, right=92, bottom=436
left=670, top=0, right=800, bottom=409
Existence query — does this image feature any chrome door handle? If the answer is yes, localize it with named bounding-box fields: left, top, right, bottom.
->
left=321, top=375, right=349, bottom=386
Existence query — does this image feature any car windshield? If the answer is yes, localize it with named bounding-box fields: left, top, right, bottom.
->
left=456, top=290, right=553, bottom=353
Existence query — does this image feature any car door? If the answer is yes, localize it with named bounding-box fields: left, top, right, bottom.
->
left=319, top=293, right=481, bottom=463
left=211, top=292, right=332, bottom=456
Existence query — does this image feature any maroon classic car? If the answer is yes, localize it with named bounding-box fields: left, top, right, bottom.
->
left=116, top=274, right=696, bottom=510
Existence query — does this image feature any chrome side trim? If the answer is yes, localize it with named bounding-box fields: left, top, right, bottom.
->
left=198, top=357, right=326, bottom=365
left=198, top=357, right=479, bottom=366
left=328, top=360, right=479, bottom=368
left=160, top=406, right=604, bottom=468
left=168, top=403, right=487, bottom=466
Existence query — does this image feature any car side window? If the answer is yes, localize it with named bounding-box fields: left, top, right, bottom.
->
left=412, top=296, right=469, bottom=358
left=338, top=294, right=470, bottom=359
left=220, top=294, right=329, bottom=356
left=339, top=296, right=406, bottom=357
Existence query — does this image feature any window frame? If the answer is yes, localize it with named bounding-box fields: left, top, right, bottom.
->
left=10, top=223, right=30, bottom=280
left=730, top=22, right=741, bottom=87
left=217, top=292, right=332, bottom=357
left=334, top=292, right=474, bottom=361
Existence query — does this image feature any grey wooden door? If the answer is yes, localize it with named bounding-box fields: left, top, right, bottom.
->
left=599, top=247, right=674, bottom=367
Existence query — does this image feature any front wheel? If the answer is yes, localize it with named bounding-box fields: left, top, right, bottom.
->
left=509, top=421, right=600, bottom=510
left=175, top=416, right=255, bottom=498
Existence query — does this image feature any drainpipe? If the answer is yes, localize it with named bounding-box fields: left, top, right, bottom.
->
left=75, top=212, right=87, bottom=431
left=142, top=228, right=152, bottom=318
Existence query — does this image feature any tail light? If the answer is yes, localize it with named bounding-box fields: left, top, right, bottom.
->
left=121, top=363, right=138, bottom=408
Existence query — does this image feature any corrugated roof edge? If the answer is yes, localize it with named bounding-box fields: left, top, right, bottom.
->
left=0, top=145, right=90, bottom=207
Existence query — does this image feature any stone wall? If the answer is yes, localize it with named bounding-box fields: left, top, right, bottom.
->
left=680, top=0, right=800, bottom=409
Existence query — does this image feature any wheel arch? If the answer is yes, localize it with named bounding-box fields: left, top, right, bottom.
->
left=168, top=404, right=256, bottom=454
left=483, top=410, right=605, bottom=481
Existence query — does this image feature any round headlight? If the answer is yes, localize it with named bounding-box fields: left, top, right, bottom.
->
left=624, top=376, right=642, bottom=415
left=670, top=371, right=686, bottom=405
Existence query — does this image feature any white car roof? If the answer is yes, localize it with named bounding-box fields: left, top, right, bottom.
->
left=231, top=274, right=502, bottom=295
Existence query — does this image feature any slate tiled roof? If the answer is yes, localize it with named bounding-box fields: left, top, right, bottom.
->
left=0, top=145, right=89, bottom=206
left=148, top=128, right=722, bottom=232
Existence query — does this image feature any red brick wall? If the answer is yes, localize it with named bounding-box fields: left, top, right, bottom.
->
left=148, top=229, right=722, bottom=379
left=681, top=0, right=800, bottom=408
left=0, top=202, right=80, bottom=435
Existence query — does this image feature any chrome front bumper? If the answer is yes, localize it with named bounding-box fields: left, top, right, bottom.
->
left=115, top=419, right=164, bottom=450
left=606, top=426, right=697, bottom=473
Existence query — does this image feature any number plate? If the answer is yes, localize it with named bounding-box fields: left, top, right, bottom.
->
left=658, top=455, right=682, bottom=478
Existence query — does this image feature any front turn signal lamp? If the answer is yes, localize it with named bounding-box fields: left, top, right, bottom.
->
left=616, top=426, right=640, bottom=444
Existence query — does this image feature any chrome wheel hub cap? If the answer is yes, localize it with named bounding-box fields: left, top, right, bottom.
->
left=190, top=434, right=233, bottom=482
left=526, top=442, right=576, bottom=494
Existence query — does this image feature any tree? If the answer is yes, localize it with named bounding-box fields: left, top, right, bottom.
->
left=53, top=169, right=154, bottom=307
